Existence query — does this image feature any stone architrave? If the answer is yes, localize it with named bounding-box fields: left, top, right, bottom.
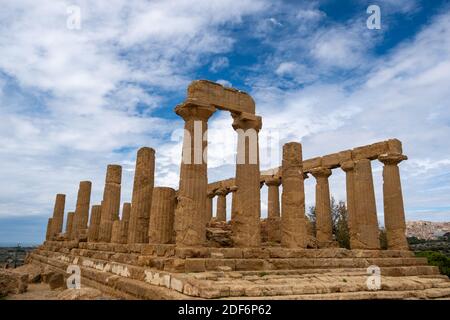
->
left=98, top=165, right=122, bottom=242
left=174, top=103, right=215, bottom=247
left=310, top=167, right=334, bottom=247
left=128, top=147, right=155, bottom=244
left=265, top=176, right=281, bottom=243
left=231, top=113, right=262, bottom=247
left=51, top=194, right=65, bottom=238
left=149, top=187, right=176, bottom=244
left=72, top=181, right=92, bottom=239
left=87, top=205, right=102, bottom=242
left=215, top=188, right=228, bottom=222
left=354, top=159, right=380, bottom=249
left=280, top=142, right=308, bottom=248
left=379, top=154, right=409, bottom=250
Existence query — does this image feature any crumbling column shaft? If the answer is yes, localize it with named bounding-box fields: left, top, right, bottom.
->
left=216, top=190, right=227, bottom=222
left=51, top=194, right=65, bottom=237
left=72, top=181, right=92, bottom=239
left=266, top=177, right=281, bottom=243
left=311, top=168, right=334, bottom=246
left=87, top=205, right=102, bottom=242
left=341, top=161, right=360, bottom=249
left=99, top=165, right=122, bottom=242
left=149, top=187, right=176, bottom=244
left=65, top=212, right=74, bottom=239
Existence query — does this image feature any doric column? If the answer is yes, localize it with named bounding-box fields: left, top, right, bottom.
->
left=206, top=191, right=214, bottom=224
left=281, top=142, right=308, bottom=248
left=98, top=165, right=122, bottom=242
left=149, top=187, right=176, bottom=244
left=215, top=188, right=228, bottom=222
left=122, top=202, right=131, bottom=222
left=174, top=104, right=215, bottom=246
left=45, top=218, right=53, bottom=241
left=51, top=194, right=65, bottom=237
left=128, top=147, right=155, bottom=244
left=87, top=204, right=101, bottom=242
left=310, top=167, right=334, bottom=247
left=72, top=181, right=92, bottom=239
left=65, top=212, right=74, bottom=239
left=354, top=159, right=380, bottom=249
left=231, top=113, right=262, bottom=247
left=229, top=185, right=238, bottom=221
left=265, top=176, right=281, bottom=243
left=341, top=161, right=360, bottom=249
left=379, top=154, right=409, bottom=250
left=111, top=220, right=121, bottom=244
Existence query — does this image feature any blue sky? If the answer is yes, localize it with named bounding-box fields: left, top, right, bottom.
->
left=1, top=0, right=450, bottom=245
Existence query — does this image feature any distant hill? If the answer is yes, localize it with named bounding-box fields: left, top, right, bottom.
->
left=406, top=221, right=450, bottom=240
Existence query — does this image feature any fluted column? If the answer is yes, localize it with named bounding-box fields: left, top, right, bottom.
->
left=281, top=142, right=308, bottom=248
left=45, top=218, right=53, bottom=241
left=99, top=165, right=122, bottom=242
left=265, top=176, right=281, bottom=243
left=229, top=185, right=238, bottom=221
left=231, top=113, right=262, bottom=247
left=72, top=181, right=92, bottom=239
left=128, top=147, right=156, bottom=244
left=215, top=188, right=228, bottom=222
left=65, top=212, right=74, bottom=239
left=341, top=161, right=360, bottom=249
left=149, top=187, right=176, bottom=244
left=174, top=104, right=215, bottom=246
left=87, top=205, right=101, bottom=242
left=311, top=167, right=334, bottom=247
left=379, top=154, right=409, bottom=250
left=51, top=194, right=65, bottom=238
left=354, top=159, right=380, bottom=249
left=206, top=191, right=214, bottom=224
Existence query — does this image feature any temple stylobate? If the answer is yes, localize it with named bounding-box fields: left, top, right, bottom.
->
left=32, top=80, right=449, bottom=300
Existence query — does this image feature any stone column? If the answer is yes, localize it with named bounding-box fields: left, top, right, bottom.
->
left=310, top=167, right=334, bottom=247
left=118, top=202, right=131, bottom=244
left=215, top=188, right=228, bottom=222
left=341, top=161, right=360, bottom=249
left=128, top=147, right=156, bottom=244
left=65, top=212, right=74, bottom=239
left=45, top=218, right=53, bottom=241
left=111, top=220, right=121, bottom=244
left=205, top=192, right=214, bottom=225
left=72, top=181, right=92, bottom=239
left=87, top=205, right=102, bottom=242
left=354, top=159, right=380, bottom=249
left=99, top=165, right=122, bottom=242
left=379, top=154, right=409, bottom=250
left=174, top=104, right=215, bottom=246
left=265, top=176, right=281, bottom=243
left=280, top=142, right=308, bottom=248
left=231, top=113, right=262, bottom=247
left=149, top=187, right=176, bottom=244
left=51, top=194, right=65, bottom=237
left=229, top=185, right=238, bottom=221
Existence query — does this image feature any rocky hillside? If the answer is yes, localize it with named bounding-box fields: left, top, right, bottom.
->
left=406, top=221, right=450, bottom=240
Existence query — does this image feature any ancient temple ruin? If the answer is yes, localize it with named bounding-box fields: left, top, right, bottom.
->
left=29, top=80, right=450, bottom=299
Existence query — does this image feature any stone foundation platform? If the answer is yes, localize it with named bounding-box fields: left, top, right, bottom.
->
left=27, top=241, right=450, bottom=299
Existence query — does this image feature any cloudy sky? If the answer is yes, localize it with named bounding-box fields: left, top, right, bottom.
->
left=0, top=0, right=449, bottom=245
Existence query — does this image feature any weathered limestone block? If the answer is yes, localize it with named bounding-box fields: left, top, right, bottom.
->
left=186, top=80, right=255, bottom=114
left=215, top=188, right=228, bottom=222
left=174, top=104, right=215, bottom=246
left=379, top=153, right=409, bottom=250
left=265, top=176, right=281, bottom=243
left=87, top=205, right=101, bottom=242
left=72, top=181, right=92, bottom=239
left=354, top=159, right=380, bottom=249
left=128, top=147, right=155, bottom=244
left=51, top=194, right=65, bottom=237
left=310, top=167, right=334, bottom=247
left=149, top=187, right=176, bottom=244
left=65, top=212, right=74, bottom=239
left=99, top=165, right=122, bottom=242
left=231, top=113, right=262, bottom=247
left=281, top=142, right=308, bottom=248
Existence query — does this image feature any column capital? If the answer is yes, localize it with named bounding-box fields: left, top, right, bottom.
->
left=378, top=153, right=408, bottom=165
left=310, top=167, right=332, bottom=179
left=340, top=160, right=355, bottom=172
left=265, top=176, right=281, bottom=187
left=175, top=103, right=216, bottom=122
left=229, top=185, right=238, bottom=192
left=207, top=191, right=216, bottom=198
left=231, top=112, right=262, bottom=131
left=215, top=187, right=229, bottom=196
